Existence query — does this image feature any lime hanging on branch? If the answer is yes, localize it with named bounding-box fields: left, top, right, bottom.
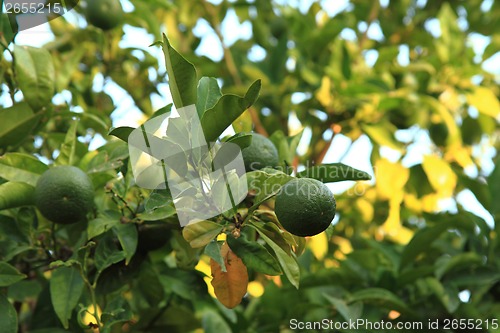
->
left=241, top=132, right=280, bottom=171
left=86, top=0, right=124, bottom=31
left=274, top=178, right=336, bottom=237
left=34, top=166, right=95, bottom=224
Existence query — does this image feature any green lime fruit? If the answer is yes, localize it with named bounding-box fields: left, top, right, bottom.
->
left=274, top=178, right=336, bottom=237
left=86, top=0, right=124, bottom=31
left=241, top=133, right=280, bottom=171
left=35, top=166, right=94, bottom=224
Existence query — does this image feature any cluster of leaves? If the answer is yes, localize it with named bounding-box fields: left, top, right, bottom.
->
left=1, top=0, right=500, bottom=332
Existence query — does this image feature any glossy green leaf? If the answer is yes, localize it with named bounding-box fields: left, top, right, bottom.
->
left=0, top=294, right=17, bottom=333
left=0, top=181, right=35, bottom=210
left=14, top=45, right=55, bottom=110
left=108, top=126, right=134, bottom=142
left=0, top=153, right=49, bottom=186
left=297, top=163, right=372, bottom=183
left=113, top=223, right=138, bottom=265
left=87, top=211, right=121, bottom=239
left=50, top=266, right=84, bottom=329
left=227, top=233, right=282, bottom=275
left=137, top=204, right=176, bottom=221
left=182, top=220, right=223, bottom=248
left=196, top=77, right=222, bottom=117
left=0, top=102, right=42, bottom=150
left=324, top=295, right=362, bottom=321
left=249, top=222, right=300, bottom=288
left=0, top=262, right=27, bottom=286
left=161, top=34, right=197, bottom=108
left=201, top=80, right=261, bottom=142
left=223, top=132, right=253, bottom=150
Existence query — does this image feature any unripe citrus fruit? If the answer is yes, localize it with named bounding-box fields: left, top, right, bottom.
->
left=34, top=166, right=94, bottom=224
left=274, top=178, right=336, bottom=237
left=241, top=133, right=279, bottom=171
left=86, top=0, right=124, bottom=31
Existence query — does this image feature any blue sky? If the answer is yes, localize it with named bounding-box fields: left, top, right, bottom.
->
left=3, top=0, right=498, bottom=225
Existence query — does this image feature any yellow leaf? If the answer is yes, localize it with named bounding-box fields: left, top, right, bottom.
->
left=404, top=193, right=422, bottom=213
left=211, top=243, right=248, bottom=309
left=444, top=143, right=474, bottom=168
left=375, top=159, right=409, bottom=200
left=307, top=232, right=328, bottom=260
left=316, top=76, right=333, bottom=107
left=356, top=198, right=374, bottom=222
left=422, top=155, right=457, bottom=197
left=381, top=194, right=403, bottom=236
left=331, top=236, right=352, bottom=260
left=466, top=86, right=500, bottom=118
left=421, top=193, right=440, bottom=212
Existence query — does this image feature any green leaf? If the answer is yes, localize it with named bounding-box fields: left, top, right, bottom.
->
left=182, top=220, right=223, bottom=248
left=161, top=34, right=197, bottom=108
left=361, top=122, right=404, bottom=152
left=246, top=169, right=293, bottom=205
left=55, top=119, right=78, bottom=166
left=50, top=266, right=85, bottom=329
left=249, top=222, right=300, bottom=288
left=323, top=295, right=362, bottom=321
left=488, top=157, right=500, bottom=216
left=0, top=262, right=27, bottom=286
left=0, top=102, right=43, bottom=149
left=1, top=13, right=17, bottom=46
left=222, top=132, right=253, bottom=150
left=87, top=211, right=120, bottom=239
left=108, top=126, right=134, bottom=142
left=0, top=181, right=35, bottom=210
left=94, top=232, right=127, bottom=272
left=0, top=153, right=49, bottom=186
left=100, top=296, right=133, bottom=329
left=196, top=77, right=222, bottom=117
left=348, top=288, right=410, bottom=313
left=423, top=277, right=460, bottom=313
left=14, top=45, right=55, bottom=110
left=227, top=233, right=282, bottom=275
left=144, top=188, right=172, bottom=211
left=400, top=217, right=474, bottom=270
left=137, top=204, right=176, bottom=221
left=0, top=294, right=17, bottom=333
left=435, top=252, right=484, bottom=280
left=201, top=309, right=232, bottom=333
left=201, top=80, right=261, bottom=142
left=113, top=223, right=138, bottom=265
left=269, top=130, right=303, bottom=168
left=297, top=163, right=372, bottom=183
left=204, top=241, right=226, bottom=272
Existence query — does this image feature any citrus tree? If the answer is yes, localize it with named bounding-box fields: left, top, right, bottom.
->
left=1, top=0, right=500, bottom=332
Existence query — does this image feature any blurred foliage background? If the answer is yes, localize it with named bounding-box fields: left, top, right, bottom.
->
left=1, top=0, right=500, bottom=332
